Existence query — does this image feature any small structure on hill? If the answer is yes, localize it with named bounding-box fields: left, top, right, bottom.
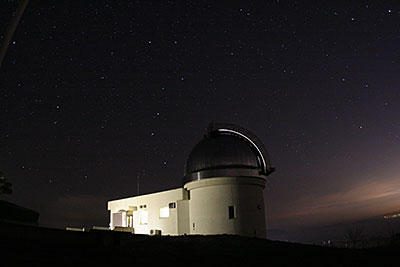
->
left=108, top=123, right=274, bottom=238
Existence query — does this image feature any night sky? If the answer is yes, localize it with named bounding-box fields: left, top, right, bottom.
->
left=1, top=1, right=400, bottom=236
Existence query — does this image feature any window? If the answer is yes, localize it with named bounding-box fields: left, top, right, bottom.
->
left=228, top=206, right=235, bottom=219
left=112, top=212, right=123, bottom=227
left=160, top=207, right=169, bottom=218
left=169, top=202, right=176, bottom=209
left=140, top=211, right=148, bottom=225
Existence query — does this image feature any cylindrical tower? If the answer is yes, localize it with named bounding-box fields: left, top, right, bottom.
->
left=183, top=123, right=275, bottom=238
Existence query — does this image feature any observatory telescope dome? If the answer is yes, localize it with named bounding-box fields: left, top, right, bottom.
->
left=183, top=123, right=274, bottom=185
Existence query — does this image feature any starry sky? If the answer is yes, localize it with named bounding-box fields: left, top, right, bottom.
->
left=1, top=1, right=400, bottom=236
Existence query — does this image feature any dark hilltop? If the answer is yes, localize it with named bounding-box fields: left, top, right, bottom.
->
left=2, top=221, right=400, bottom=267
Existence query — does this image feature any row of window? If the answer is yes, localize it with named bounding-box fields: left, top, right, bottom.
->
left=117, top=203, right=252, bottom=228
left=113, top=205, right=260, bottom=230
left=137, top=202, right=176, bottom=210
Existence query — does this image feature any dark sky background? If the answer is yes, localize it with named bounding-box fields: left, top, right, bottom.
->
left=1, top=1, right=400, bottom=239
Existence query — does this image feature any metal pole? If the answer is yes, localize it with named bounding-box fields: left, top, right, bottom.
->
left=137, top=173, right=140, bottom=195
left=0, top=0, right=30, bottom=68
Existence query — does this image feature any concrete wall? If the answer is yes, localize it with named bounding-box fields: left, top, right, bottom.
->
left=108, top=177, right=266, bottom=238
left=108, top=188, right=188, bottom=235
left=177, top=200, right=190, bottom=234
left=184, top=177, right=266, bottom=238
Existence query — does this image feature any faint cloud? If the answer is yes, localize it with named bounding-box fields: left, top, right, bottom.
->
left=273, top=177, right=400, bottom=227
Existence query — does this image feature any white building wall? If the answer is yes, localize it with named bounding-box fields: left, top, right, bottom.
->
left=177, top=199, right=190, bottom=234
left=184, top=177, right=266, bottom=238
left=108, top=177, right=266, bottom=238
left=108, top=188, right=188, bottom=235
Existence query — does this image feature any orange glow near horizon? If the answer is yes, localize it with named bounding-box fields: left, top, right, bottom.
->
left=271, top=176, right=400, bottom=228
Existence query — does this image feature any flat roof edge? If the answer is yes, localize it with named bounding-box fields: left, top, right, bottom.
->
left=107, top=187, right=184, bottom=203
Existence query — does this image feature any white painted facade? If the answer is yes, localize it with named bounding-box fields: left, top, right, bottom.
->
left=108, top=176, right=266, bottom=238
left=108, top=188, right=190, bottom=235
left=185, top=177, right=266, bottom=237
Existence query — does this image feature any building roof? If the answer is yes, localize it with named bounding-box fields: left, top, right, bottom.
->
left=183, top=123, right=274, bottom=184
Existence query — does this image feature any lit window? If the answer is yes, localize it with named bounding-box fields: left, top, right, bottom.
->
left=127, top=215, right=133, bottom=227
left=140, top=211, right=148, bottom=225
left=160, top=207, right=169, bottom=218
left=228, top=206, right=235, bottom=219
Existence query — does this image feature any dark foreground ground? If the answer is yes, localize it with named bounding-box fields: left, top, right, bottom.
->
left=1, top=222, right=399, bottom=267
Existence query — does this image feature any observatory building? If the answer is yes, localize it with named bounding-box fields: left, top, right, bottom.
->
left=107, top=123, right=274, bottom=238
